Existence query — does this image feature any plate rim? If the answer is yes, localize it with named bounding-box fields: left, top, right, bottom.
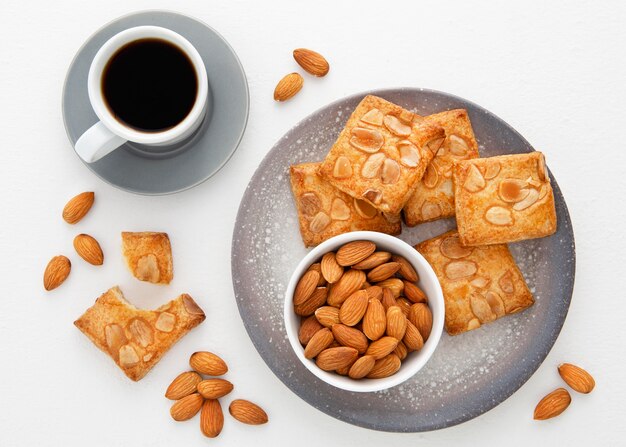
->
left=231, top=87, right=576, bottom=432
left=61, top=9, right=250, bottom=195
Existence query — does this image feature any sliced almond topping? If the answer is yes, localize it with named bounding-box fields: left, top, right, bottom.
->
left=498, top=179, right=530, bottom=203
left=104, top=324, right=127, bottom=360
left=537, top=153, right=549, bottom=182
left=127, top=318, right=154, bottom=348
left=426, top=137, right=445, bottom=156
left=448, top=135, right=469, bottom=156
left=485, top=291, right=506, bottom=317
left=470, top=293, right=497, bottom=323
left=439, top=234, right=473, bottom=259
left=383, top=213, right=400, bottom=223
left=444, top=260, right=478, bottom=280
left=484, top=162, right=501, bottom=179
left=470, top=276, right=491, bottom=289
left=309, top=212, right=331, bottom=233
left=155, top=312, right=176, bottom=332
left=467, top=318, right=481, bottom=331
left=527, top=176, right=542, bottom=188
left=512, top=188, right=540, bottom=211
left=537, top=184, right=550, bottom=201
left=350, top=127, right=384, bottom=153
left=361, top=153, right=386, bottom=178
left=333, top=156, right=353, bottom=179
left=353, top=199, right=377, bottom=219
left=136, top=254, right=160, bottom=283
left=399, top=110, right=415, bottom=123
left=330, top=198, right=351, bottom=220
left=485, top=206, right=514, bottom=226
left=363, top=189, right=382, bottom=205
left=398, top=141, right=420, bottom=167
left=498, top=270, right=515, bottom=294
left=118, top=345, right=139, bottom=367
left=360, top=108, right=383, bottom=126
left=381, top=159, right=401, bottom=184
left=143, top=353, right=153, bottom=362
left=421, top=201, right=442, bottom=220
left=422, top=163, right=438, bottom=188
left=383, top=115, right=412, bottom=137
left=300, top=192, right=322, bottom=218
left=463, top=164, right=486, bottom=192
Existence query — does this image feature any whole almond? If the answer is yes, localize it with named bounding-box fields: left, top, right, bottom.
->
left=315, top=306, right=340, bottom=327
left=294, top=286, right=327, bottom=316
left=43, top=255, right=71, bottom=291
left=293, top=48, right=330, bottom=77
left=200, top=399, right=224, bottom=437
left=165, top=371, right=203, bottom=400
left=393, top=340, right=408, bottom=360
left=293, top=270, right=320, bottom=306
left=534, top=388, right=571, bottom=420
left=331, top=324, right=368, bottom=353
left=197, top=379, right=234, bottom=399
left=363, top=298, right=386, bottom=341
left=558, top=363, right=595, bottom=394
left=62, top=191, right=94, bottom=224
left=377, top=278, right=404, bottom=298
left=352, top=251, right=392, bottom=270
left=403, top=281, right=427, bottom=303
left=304, top=327, right=334, bottom=359
left=274, top=72, right=303, bottom=101
left=307, top=263, right=327, bottom=286
left=229, top=399, right=268, bottom=425
left=316, top=346, right=358, bottom=371
left=392, top=255, right=419, bottom=282
left=339, top=290, right=369, bottom=326
left=366, top=336, right=399, bottom=360
left=190, top=352, right=228, bottom=376
left=386, top=306, right=408, bottom=340
left=335, top=241, right=376, bottom=267
left=367, top=262, right=401, bottom=283
left=403, top=321, right=424, bottom=351
left=299, top=315, right=323, bottom=344
left=327, top=269, right=366, bottom=306
left=320, top=252, right=343, bottom=284
left=73, top=233, right=103, bottom=265
left=380, top=288, right=397, bottom=311
left=367, top=354, right=401, bottom=379
left=364, top=285, right=383, bottom=301
left=348, top=355, right=376, bottom=379
left=170, top=393, right=204, bottom=421
left=408, top=303, right=433, bottom=341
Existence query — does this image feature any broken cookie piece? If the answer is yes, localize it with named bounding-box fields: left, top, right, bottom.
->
left=74, top=286, right=205, bottom=381
left=122, top=232, right=173, bottom=284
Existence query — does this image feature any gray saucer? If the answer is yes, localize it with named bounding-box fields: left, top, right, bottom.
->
left=62, top=10, right=249, bottom=194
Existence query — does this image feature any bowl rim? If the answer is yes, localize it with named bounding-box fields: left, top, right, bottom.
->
left=283, top=231, right=445, bottom=393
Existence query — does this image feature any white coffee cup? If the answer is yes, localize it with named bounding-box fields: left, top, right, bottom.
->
left=76, top=26, right=209, bottom=163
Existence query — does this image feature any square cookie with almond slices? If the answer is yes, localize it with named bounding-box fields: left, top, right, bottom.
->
left=290, top=162, right=401, bottom=247
left=403, top=109, right=480, bottom=226
left=318, top=95, right=445, bottom=215
left=453, top=152, right=557, bottom=246
left=415, top=230, right=534, bottom=336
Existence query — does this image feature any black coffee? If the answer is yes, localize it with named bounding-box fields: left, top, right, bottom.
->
left=102, top=38, right=198, bottom=132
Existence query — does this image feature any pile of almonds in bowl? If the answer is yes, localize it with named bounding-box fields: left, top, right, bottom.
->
left=284, top=231, right=445, bottom=392
left=166, top=351, right=268, bottom=438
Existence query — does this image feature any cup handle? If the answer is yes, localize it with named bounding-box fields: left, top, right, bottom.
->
left=75, top=121, right=127, bottom=163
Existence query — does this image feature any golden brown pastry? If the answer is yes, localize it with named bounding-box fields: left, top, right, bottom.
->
left=453, top=152, right=557, bottom=246
left=403, top=109, right=479, bottom=225
left=121, top=232, right=173, bottom=284
left=74, top=286, right=205, bottom=381
left=415, top=230, right=534, bottom=335
left=290, top=162, right=401, bottom=247
left=318, top=95, right=445, bottom=215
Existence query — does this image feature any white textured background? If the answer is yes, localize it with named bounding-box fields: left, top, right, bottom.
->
left=1, top=0, right=624, bottom=445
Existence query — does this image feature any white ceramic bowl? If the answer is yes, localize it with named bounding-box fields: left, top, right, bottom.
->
left=284, top=231, right=445, bottom=392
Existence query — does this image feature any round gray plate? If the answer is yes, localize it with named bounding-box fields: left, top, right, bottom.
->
left=232, top=88, right=575, bottom=432
left=62, top=10, right=249, bottom=195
